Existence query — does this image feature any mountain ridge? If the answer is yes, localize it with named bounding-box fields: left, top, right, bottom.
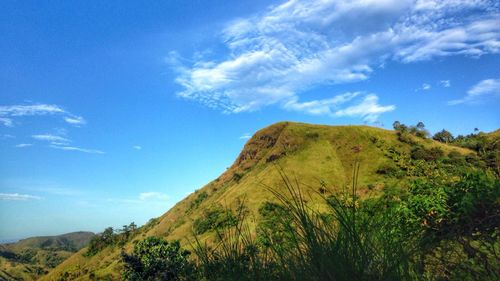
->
left=41, top=121, right=481, bottom=280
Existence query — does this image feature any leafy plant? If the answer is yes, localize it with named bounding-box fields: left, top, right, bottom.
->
left=121, top=237, right=191, bottom=281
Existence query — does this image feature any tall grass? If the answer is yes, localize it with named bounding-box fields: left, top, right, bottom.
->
left=190, top=164, right=420, bottom=281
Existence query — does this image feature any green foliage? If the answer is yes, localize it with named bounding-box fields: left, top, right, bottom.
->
left=189, top=166, right=419, bottom=281
left=121, top=237, right=191, bottom=281
left=18, top=248, right=36, bottom=264
left=433, top=129, right=454, bottom=143
left=193, top=206, right=238, bottom=235
left=451, top=131, right=499, bottom=175
left=43, top=251, right=65, bottom=268
left=411, top=146, right=444, bottom=161
left=189, top=191, right=208, bottom=211
left=86, top=223, right=138, bottom=256
left=256, top=201, right=295, bottom=250
left=376, top=162, right=404, bottom=178
left=398, top=172, right=500, bottom=279
left=394, top=121, right=429, bottom=140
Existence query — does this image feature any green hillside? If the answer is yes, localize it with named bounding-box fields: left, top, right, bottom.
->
left=40, top=121, right=495, bottom=281
left=0, top=231, right=94, bottom=280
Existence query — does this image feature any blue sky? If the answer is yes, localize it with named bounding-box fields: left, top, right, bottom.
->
left=1, top=0, right=499, bottom=240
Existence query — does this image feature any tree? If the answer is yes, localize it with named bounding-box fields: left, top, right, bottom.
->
left=129, top=222, right=137, bottom=232
left=416, top=122, right=425, bottom=130
left=433, top=129, right=454, bottom=143
left=121, top=237, right=191, bottom=281
left=393, top=121, right=401, bottom=131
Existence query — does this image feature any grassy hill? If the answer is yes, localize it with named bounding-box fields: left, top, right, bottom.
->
left=0, top=231, right=94, bottom=280
left=40, top=121, right=487, bottom=280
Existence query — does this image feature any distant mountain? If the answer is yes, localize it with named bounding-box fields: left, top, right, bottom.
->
left=42, top=121, right=490, bottom=280
left=0, top=231, right=94, bottom=280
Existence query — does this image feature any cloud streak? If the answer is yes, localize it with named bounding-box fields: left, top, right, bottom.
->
left=32, top=134, right=70, bottom=144
left=171, top=0, right=499, bottom=120
left=0, top=193, right=42, bottom=201
left=49, top=145, right=105, bottom=154
left=239, top=133, right=252, bottom=140
left=139, top=192, right=169, bottom=201
left=0, top=104, right=86, bottom=127
left=449, top=78, right=500, bottom=105
left=15, top=143, right=33, bottom=148
left=31, top=133, right=104, bottom=154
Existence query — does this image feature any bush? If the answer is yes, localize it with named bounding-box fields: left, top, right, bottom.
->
left=85, top=227, right=116, bottom=257
left=411, top=146, right=444, bottom=161
left=121, top=237, right=191, bottom=281
left=398, top=132, right=417, bottom=145
left=376, top=163, right=404, bottom=178
left=193, top=206, right=238, bottom=235
left=189, top=191, right=208, bottom=211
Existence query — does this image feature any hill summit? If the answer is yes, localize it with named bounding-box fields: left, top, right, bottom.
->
left=42, top=121, right=483, bottom=280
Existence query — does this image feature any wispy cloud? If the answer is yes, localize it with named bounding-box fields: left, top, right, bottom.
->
left=133, top=145, right=142, bottom=150
left=15, top=143, right=32, bottom=148
left=0, top=104, right=65, bottom=116
left=284, top=92, right=395, bottom=122
left=31, top=133, right=104, bottom=154
left=49, top=145, right=105, bottom=154
left=139, top=192, right=169, bottom=201
left=239, top=133, right=252, bottom=140
left=440, top=80, right=451, bottom=88
left=422, top=83, right=431, bottom=91
left=171, top=0, right=499, bottom=119
left=0, top=104, right=85, bottom=127
left=32, top=134, right=70, bottom=144
left=334, top=94, right=396, bottom=122
left=1, top=134, right=15, bottom=140
left=0, top=117, right=13, bottom=127
left=107, top=192, right=169, bottom=205
left=449, top=78, right=500, bottom=105
left=64, top=116, right=86, bottom=125
left=0, top=193, right=42, bottom=201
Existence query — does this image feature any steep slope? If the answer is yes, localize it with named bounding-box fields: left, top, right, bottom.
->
left=0, top=232, right=94, bottom=280
left=42, top=122, right=474, bottom=280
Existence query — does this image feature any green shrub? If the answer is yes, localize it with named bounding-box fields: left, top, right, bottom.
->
left=85, top=227, right=116, bottom=257
left=376, top=163, right=404, bottom=178
left=121, top=237, right=191, bottom=281
left=193, top=206, right=238, bottom=235
left=189, top=191, right=208, bottom=211
left=411, top=146, right=444, bottom=161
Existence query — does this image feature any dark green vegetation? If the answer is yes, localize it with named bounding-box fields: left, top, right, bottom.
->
left=120, top=166, right=499, bottom=280
left=85, top=223, right=138, bottom=257
left=121, top=237, right=191, bottom=281
left=40, top=121, right=499, bottom=281
left=0, top=232, right=94, bottom=280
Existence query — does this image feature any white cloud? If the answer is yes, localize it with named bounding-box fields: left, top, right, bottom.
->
left=449, top=78, right=500, bottom=105
left=32, top=134, right=70, bottom=144
left=0, top=104, right=85, bottom=127
left=0, top=104, right=65, bottom=116
left=0, top=117, right=13, bottom=127
left=64, top=116, right=86, bottom=125
left=171, top=0, right=499, bottom=119
left=49, top=145, right=105, bottom=154
left=239, top=133, right=252, bottom=139
left=422, top=83, right=431, bottom=90
left=139, top=192, right=169, bottom=201
left=0, top=193, right=42, bottom=201
left=284, top=92, right=395, bottom=121
left=334, top=94, right=396, bottom=122
left=133, top=145, right=142, bottom=150
left=440, top=80, right=451, bottom=87
left=1, top=134, right=15, bottom=140
left=31, top=133, right=104, bottom=154
left=15, top=143, right=32, bottom=148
